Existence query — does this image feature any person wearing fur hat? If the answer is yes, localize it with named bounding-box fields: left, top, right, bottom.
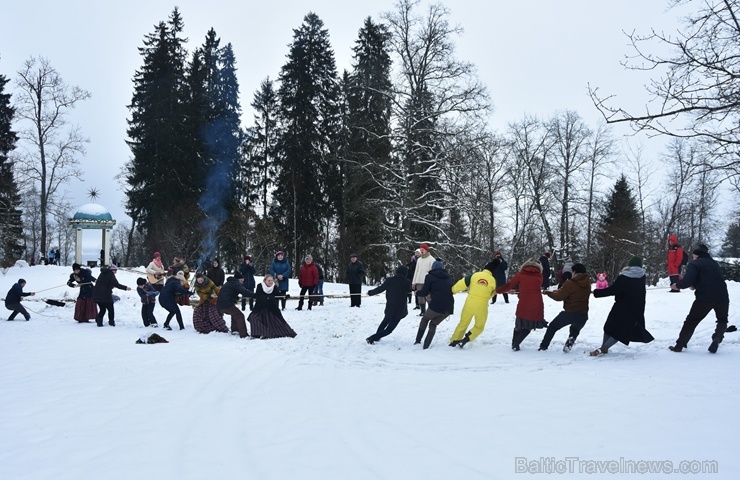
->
left=145, top=252, right=166, bottom=291
left=248, top=275, right=297, bottom=339
left=192, top=273, right=228, bottom=334
left=93, top=265, right=131, bottom=327
left=590, top=256, right=654, bottom=356
left=135, top=277, right=159, bottom=327
left=296, top=255, right=319, bottom=311
left=365, top=265, right=413, bottom=345
left=205, top=258, right=225, bottom=288
left=5, top=279, right=34, bottom=321
left=216, top=272, right=253, bottom=338
left=490, top=252, right=509, bottom=304
left=496, top=258, right=547, bottom=351
left=449, top=259, right=500, bottom=348
left=411, top=244, right=436, bottom=315
left=346, top=253, right=366, bottom=307
left=669, top=244, right=730, bottom=353
left=414, top=261, right=454, bottom=349
left=239, top=255, right=257, bottom=310
left=269, top=251, right=292, bottom=311
left=68, top=263, right=98, bottom=323
left=159, top=271, right=191, bottom=330
left=168, top=257, right=191, bottom=306
left=539, top=252, right=552, bottom=291
left=667, top=234, right=686, bottom=292
left=540, top=263, right=591, bottom=352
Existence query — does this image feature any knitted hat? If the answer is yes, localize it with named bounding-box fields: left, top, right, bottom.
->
left=136, top=278, right=147, bottom=286
left=396, top=265, right=409, bottom=277
left=693, top=244, right=709, bottom=255
left=305, top=254, right=313, bottom=261
left=18, top=278, right=26, bottom=284
left=72, top=263, right=81, bottom=270
left=233, top=272, right=244, bottom=280
left=275, top=251, right=284, bottom=256
left=431, top=260, right=445, bottom=270
left=153, top=251, right=161, bottom=258
left=495, top=251, right=502, bottom=257
left=572, top=263, right=587, bottom=274
left=350, top=253, right=358, bottom=258
left=544, top=252, right=551, bottom=258
left=109, top=264, right=118, bottom=272
left=175, top=270, right=185, bottom=278
left=628, top=256, right=643, bottom=267
left=414, top=249, right=421, bottom=255
left=419, top=243, right=430, bottom=251
left=244, top=255, right=251, bottom=261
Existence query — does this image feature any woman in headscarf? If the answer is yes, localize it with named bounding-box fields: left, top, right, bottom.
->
left=192, top=273, right=228, bottom=334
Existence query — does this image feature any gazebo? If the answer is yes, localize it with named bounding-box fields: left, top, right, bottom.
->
left=69, top=203, right=117, bottom=266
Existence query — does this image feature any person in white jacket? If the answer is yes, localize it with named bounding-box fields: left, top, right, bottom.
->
left=411, top=243, right=436, bottom=316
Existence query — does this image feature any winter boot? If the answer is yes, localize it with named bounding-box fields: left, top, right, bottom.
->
left=449, top=339, right=461, bottom=347
left=458, top=332, right=471, bottom=348
left=668, top=345, right=683, bottom=352
left=563, top=336, right=576, bottom=353
left=366, top=336, right=375, bottom=345
left=708, top=334, right=721, bottom=353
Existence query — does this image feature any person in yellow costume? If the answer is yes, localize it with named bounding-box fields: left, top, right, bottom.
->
left=449, top=259, right=501, bottom=348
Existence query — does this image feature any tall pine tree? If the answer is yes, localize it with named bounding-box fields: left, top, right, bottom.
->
left=595, top=174, right=641, bottom=280
left=0, top=71, right=23, bottom=265
left=274, top=12, right=341, bottom=263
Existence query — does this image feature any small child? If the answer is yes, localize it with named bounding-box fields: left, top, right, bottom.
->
left=5, top=278, right=35, bottom=321
left=136, top=278, right=159, bottom=327
left=595, top=272, right=608, bottom=290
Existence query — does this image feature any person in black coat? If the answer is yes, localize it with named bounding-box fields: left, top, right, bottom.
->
left=414, top=260, right=455, bottom=349
left=366, top=265, right=412, bottom=345
left=539, top=252, right=551, bottom=291
left=92, top=265, right=130, bottom=327
left=205, top=258, right=225, bottom=287
left=405, top=254, right=417, bottom=304
left=239, top=255, right=257, bottom=311
left=217, top=273, right=253, bottom=338
left=346, top=253, right=366, bottom=307
left=5, top=279, right=34, bottom=321
left=669, top=244, right=731, bottom=353
left=491, top=252, right=509, bottom=304
left=159, top=274, right=190, bottom=330
left=68, top=263, right=97, bottom=322
left=590, top=256, right=654, bottom=356
left=248, top=275, right=297, bottom=339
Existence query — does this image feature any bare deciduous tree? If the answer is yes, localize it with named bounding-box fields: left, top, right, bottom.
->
left=14, top=56, right=90, bottom=256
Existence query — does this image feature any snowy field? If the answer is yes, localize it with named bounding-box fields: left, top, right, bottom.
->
left=0, top=264, right=738, bottom=479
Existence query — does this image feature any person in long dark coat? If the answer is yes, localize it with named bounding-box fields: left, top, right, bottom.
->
left=92, top=265, right=130, bottom=327
left=158, top=274, right=190, bottom=330
left=405, top=254, right=417, bottom=305
left=346, top=253, right=366, bottom=307
left=205, top=258, right=225, bottom=287
left=539, top=252, right=551, bottom=291
left=68, top=263, right=97, bottom=322
left=491, top=252, right=509, bottom=304
left=365, top=265, right=412, bottom=345
left=239, top=255, right=257, bottom=311
left=669, top=244, right=730, bottom=353
left=414, top=261, right=454, bottom=349
left=590, top=256, right=654, bottom=356
left=248, top=275, right=297, bottom=339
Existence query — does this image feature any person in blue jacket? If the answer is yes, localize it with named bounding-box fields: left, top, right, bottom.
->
left=159, top=272, right=190, bottom=330
left=269, top=250, right=292, bottom=311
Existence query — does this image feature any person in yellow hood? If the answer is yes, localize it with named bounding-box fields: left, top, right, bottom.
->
left=449, top=259, right=500, bottom=348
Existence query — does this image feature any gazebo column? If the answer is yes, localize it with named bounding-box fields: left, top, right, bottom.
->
left=75, top=229, right=83, bottom=264
left=101, top=229, right=112, bottom=266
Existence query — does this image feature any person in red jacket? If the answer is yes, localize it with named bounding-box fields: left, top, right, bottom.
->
left=296, top=255, right=319, bottom=311
left=667, top=233, right=685, bottom=291
left=496, top=258, right=547, bottom=351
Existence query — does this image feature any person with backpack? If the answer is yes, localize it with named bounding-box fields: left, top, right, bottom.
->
left=667, top=234, right=687, bottom=292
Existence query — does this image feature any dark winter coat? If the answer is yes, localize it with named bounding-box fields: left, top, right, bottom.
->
left=316, top=264, right=324, bottom=281
left=5, top=282, right=31, bottom=307
left=545, top=272, right=591, bottom=313
left=346, top=260, right=366, bottom=285
left=496, top=261, right=544, bottom=321
left=217, top=277, right=253, bottom=311
left=493, top=258, right=508, bottom=287
left=252, top=283, right=282, bottom=315
left=676, top=252, right=729, bottom=304
left=298, top=262, right=319, bottom=288
left=239, top=261, right=257, bottom=291
left=416, top=265, right=455, bottom=315
left=68, top=268, right=96, bottom=299
left=368, top=266, right=412, bottom=320
left=137, top=283, right=158, bottom=305
left=539, top=255, right=551, bottom=289
left=406, top=257, right=416, bottom=283
left=269, top=257, right=292, bottom=291
left=92, top=268, right=128, bottom=303
left=159, top=277, right=190, bottom=310
left=593, top=266, right=654, bottom=345
left=206, top=265, right=225, bottom=287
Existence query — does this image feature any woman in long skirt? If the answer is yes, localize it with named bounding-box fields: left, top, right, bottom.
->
left=68, top=263, right=97, bottom=322
left=192, top=273, right=228, bottom=334
left=248, top=275, right=297, bottom=339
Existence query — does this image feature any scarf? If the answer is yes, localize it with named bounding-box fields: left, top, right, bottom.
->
left=262, top=280, right=275, bottom=295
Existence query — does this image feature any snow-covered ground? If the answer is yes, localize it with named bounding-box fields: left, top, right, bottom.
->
left=0, top=264, right=738, bottom=479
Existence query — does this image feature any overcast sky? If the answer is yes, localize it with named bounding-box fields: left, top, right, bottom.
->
left=2, top=0, right=687, bottom=228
